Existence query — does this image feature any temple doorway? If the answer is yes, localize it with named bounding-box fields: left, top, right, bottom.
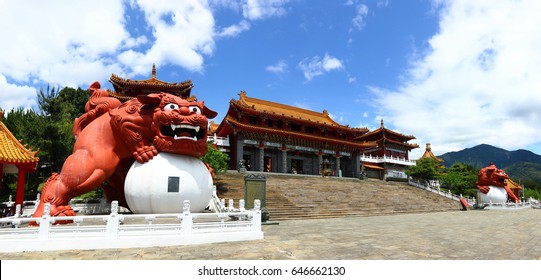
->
left=291, top=159, right=303, bottom=174
left=242, top=155, right=252, bottom=171
left=264, top=156, right=272, bottom=172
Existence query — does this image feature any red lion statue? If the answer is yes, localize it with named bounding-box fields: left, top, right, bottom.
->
left=31, top=82, right=217, bottom=221
left=476, top=162, right=520, bottom=203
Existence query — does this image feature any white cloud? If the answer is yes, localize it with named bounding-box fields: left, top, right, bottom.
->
left=377, top=1, right=390, bottom=8
left=122, top=0, right=216, bottom=74
left=0, top=74, right=36, bottom=111
left=328, top=112, right=344, bottom=123
left=0, top=0, right=291, bottom=112
left=242, top=0, right=289, bottom=20
left=217, top=20, right=251, bottom=38
left=266, top=60, right=288, bottom=74
left=375, top=0, right=541, bottom=155
left=351, top=4, right=369, bottom=31
left=298, top=54, right=344, bottom=81
left=0, top=0, right=128, bottom=85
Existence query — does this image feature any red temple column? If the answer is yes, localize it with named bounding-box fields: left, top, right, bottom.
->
left=281, top=144, right=288, bottom=173
left=259, top=142, right=265, bottom=172
left=15, top=167, right=27, bottom=210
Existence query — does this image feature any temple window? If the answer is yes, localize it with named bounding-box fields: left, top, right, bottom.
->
left=291, top=123, right=300, bottom=131
left=249, top=117, right=258, bottom=125
left=267, top=119, right=273, bottom=127
left=277, top=121, right=283, bottom=128
left=305, top=126, right=314, bottom=134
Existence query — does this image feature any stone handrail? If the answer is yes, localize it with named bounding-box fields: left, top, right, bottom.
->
left=408, top=178, right=475, bottom=206
left=361, top=154, right=416, bottom=165
left=0, top=199, right=263, bottom=253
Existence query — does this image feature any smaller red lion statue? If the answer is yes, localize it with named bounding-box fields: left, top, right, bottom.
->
left=31, top=81, right=217, bottom=222
left=476, top=162, right=520, bottom=203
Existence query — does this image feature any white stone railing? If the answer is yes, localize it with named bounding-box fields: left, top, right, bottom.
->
left=1, top=195, right=41, bottom=217
left=361, top=154, right=416, bottom=166
left=481, top=200, right=532, bottom=210
left=408, top=178, right=475, bottom=206
left=408, top=179, right=536, bottom=210
left=208, top=134, right=230, bottom=147
left=0, top=199, right=263, bottom=253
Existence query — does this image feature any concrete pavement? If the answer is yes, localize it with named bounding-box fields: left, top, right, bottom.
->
left=1, top=209, right=541, bottom=260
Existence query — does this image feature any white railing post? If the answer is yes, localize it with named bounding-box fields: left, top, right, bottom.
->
left=14, top=204, right=21, bottom=218
left=38, top=203, right=52, bottom=240
left=105, top=201, right=121, bottom=238
left=228, top=199, right=234, bottom=211
left=239, top=199, right=245, bottom=211
left=180, top=200, right=193, bottom=234
left=6, top=196, right=14, bottom=209
left=239, top=199, right=245, bottom=221
left=35, top=193, right=41, bottom=208
left=220, top=198, right=226, bottom=211
left=252, top=199, right=262, bottom=231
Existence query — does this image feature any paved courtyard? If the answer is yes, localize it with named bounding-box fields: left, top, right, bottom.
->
left=1, top=209, right=541, bottom=260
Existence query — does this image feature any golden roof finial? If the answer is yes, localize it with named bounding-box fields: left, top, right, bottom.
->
left=151, top=64, right=156, bottom=80
left=380, top=119, right=384, bottom=127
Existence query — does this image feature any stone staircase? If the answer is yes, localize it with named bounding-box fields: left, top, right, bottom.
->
left=214, top=172, right=461, bottom=221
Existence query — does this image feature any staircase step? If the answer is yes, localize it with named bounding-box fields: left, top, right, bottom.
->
left=214, top=172, right=460, bottom=221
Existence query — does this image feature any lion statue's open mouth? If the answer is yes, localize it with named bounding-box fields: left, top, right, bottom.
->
left=160, top=123, right=204, bottom=141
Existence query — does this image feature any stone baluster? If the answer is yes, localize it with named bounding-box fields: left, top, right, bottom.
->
left=106, top=201, right=121, bottom=238
left=252, top=199, right=262, bottom=231
left=228, top=199, right=234, bottom=211
left=38, top=203, right=52, bottom=240
left=181, top=200, right=193, bottom=234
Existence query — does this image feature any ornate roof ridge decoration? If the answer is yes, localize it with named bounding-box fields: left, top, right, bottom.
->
left=224, top=116, right=377, bottom=150
left=420, top=143, right=443, bottom=162
left=109, top=64, right=194, bottom=99
left=233, top=91, right=368, bottom=132
left=355, top=119, right=416, bottom=141
left=0, top=111, right=40, bottom=164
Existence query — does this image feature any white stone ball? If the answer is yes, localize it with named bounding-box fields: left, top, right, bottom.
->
left=124, top=153, right=214, bottom=214
left=478, top=186, right=508, bottom=204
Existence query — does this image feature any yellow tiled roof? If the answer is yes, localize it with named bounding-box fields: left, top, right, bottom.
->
left=0, top=116, right=39, bottom=164
left=109, top=65, right=193, bottom=98
left=506, top=179, right=522, bottom=190
left=420, top=143, right=443, bottom=162
left=234, top=91, right=364, bottom=130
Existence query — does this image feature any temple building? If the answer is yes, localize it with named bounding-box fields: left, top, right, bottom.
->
left=108, top=64, right=194, bottom=101
left=209, top=92, right=418, bottom=178
left=98, top=66, right=420, bottom=180
left=419, top=143, right=444, bottom=168
left=0, top=111, right=39, bottom=210
left=355, top=120, right=418, bottom=179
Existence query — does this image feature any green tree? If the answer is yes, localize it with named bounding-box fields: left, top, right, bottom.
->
left=201, top=143, right=230, bottom=175
left=37, top=86, right=88, bottom=170
left=405, top=157, right=441, bottom=182
left=1, top=86, right=88, bottom=199
left=440, top=163, right=478, bottom=197
left=1, top=107, right=47, bottom=198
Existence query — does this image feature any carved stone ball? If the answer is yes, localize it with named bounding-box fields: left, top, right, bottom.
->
left=124, top=153, right=214, bottom=214
left=478, top=186, right=508, bottom=204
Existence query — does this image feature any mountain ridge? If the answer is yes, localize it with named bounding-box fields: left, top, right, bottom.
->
left=437, top=143, right=541, bottom=169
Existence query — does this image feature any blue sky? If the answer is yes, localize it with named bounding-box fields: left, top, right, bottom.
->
left=1, top=0, right=541, bottom=159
